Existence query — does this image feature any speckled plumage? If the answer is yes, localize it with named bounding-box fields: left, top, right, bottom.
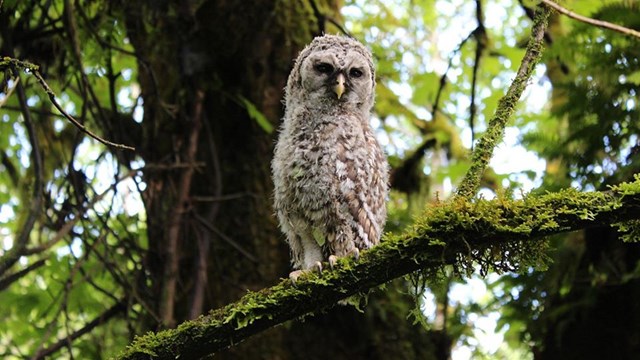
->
left=272, top=35, right=389, bottom=279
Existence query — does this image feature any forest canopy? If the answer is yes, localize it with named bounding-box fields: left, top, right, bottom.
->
left=1, top=1, right=639, bottom=359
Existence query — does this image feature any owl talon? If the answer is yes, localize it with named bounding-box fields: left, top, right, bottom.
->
left=289, top=262, right=324, bottom=286
left=289, top=270, right=304, bottom=286
left=328, top=255, right=338, bottom=269
left=312, top=261, right=323, bottom=274
left=349, top=248, right=360, bottom=261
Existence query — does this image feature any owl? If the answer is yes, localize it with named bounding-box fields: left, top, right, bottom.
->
left=272, top=34, right=389, bottom=283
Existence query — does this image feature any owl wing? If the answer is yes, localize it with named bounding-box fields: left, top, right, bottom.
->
left=335, top=130, right=387, bottom=250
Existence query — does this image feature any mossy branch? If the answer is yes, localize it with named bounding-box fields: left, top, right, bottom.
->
left=455, top=5, right=550, bottom=200
left=117, top=178, right=640, bottom=360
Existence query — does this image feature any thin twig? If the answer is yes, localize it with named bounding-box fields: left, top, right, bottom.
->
left=23, top=171, right=137, bottom=255
left=31, top=232, right=106, bottom=359
left=33, top=66, right=135, bottom=150
left=0, top=72, right=18, bottom=108
left=192, top=211, right=259, bottom=263
left=469, top=0, right=486, bottom=149
left=0, top=258, right=47, bottom=291
left=188, top=225, right=208, bottom=319
left=142, top=162, right=206, bottom=171
left=0, top=57, right=135, bottom=150
left=308, top=0, right=352, bottom=37
left=63, top=0, right=112, bottom=138
left=191, top=193, right=251, bottom=202
left=188, top=116, right=225, bottom=319
left=75, top=1, right=159, bottom=98
left=541, top=0, right=640, bottom=40
left=160, top=89, right=205, bottom=327
left=432, top=28, right=476, bottom=123
left=391, top=24, right=478, bottom=192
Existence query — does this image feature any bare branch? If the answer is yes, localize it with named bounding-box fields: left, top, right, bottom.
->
left=469, top=0, right=487, bottom=148
left=32, top=299, right=127, bottom=360
left=0, top=57, right=135, bottom=151
left=160, top=89, right=205, bottom=327
left=23, top=171, right=136, bottom=255
left=193, top=211, right=258, bottom=263
left=0, top=258, right=46, bottom=291
left=541, top=0, right=640, bottom=40
left=0, top=65, right=44, bottom=277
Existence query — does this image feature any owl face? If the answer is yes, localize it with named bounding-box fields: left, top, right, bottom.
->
left=299, top=47, right=374, bottom=109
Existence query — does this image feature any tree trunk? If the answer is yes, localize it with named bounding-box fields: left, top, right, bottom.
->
left=121, top=0, right=435, bottom=358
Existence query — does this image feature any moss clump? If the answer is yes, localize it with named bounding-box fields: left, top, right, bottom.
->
left=609, top=174, right=640, bottom=242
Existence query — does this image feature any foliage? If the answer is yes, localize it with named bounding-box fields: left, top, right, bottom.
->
left=0, top=0, right=639, bottom=359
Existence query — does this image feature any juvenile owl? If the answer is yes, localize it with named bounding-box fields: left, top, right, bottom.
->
left=272, top=34, right=389, bottom=283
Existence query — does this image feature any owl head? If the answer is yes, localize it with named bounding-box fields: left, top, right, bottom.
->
left=285, top=35, right=376, bottom=113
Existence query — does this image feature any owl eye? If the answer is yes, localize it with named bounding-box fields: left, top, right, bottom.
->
left=349, top=68, right=363, bottom=78
left=315, top=63, right=334, bottom=74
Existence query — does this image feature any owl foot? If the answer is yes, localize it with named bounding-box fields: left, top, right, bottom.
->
left=289, top=270, right=304, bottom=285
left=328, top=255, right=338, bottom=269
left=312, top=261, right=323, bottom=274
left=289, top=261, right=323, bottom=286
left=328, top=248, right=360, bottom=270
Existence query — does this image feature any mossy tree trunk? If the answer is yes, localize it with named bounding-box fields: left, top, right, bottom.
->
left=120, top=1, right=435, bottom=358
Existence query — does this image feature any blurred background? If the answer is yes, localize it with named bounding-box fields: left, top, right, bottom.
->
left=1, top=0, right=639, bottom=359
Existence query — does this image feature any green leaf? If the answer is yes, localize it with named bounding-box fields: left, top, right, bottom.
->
left=410, top=72, right=441, bottom=105
left=626, top=71, right=640, bottom=85
left=292, top=166, right=305, bottom=179
left=312, top=227, right=325, bottom=246
left=237, top=95, right=274, bottom=134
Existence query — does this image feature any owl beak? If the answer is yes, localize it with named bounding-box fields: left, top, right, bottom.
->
left=333, top=73, right=346, bottom=99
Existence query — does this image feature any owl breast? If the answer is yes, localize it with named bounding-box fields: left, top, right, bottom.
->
left=273, top=108, right=387, bottom=261
left=285, top=117, right=357, bottom=215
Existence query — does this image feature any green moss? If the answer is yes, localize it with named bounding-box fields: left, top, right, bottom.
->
left=274, top=0, right=317, bottom=46
left=1, top=57, right=40, bottom=73
left=455, top=6, right=551, bottom=200
left=408, top=184, right=639, bottom=276
left=117, top=181, right=640, bottom=359
left=609, top=174, right=640, bottom=242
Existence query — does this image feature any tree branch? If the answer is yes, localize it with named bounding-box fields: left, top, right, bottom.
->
left=117, top=180, right=640, bottom=360
left=455, top=5, right=550, bottom=200
left=469, top=0, right=486, bottom=148
left=541, top=0, right=640, bottom=40
left=33, top=299, right=127, bottom=360
left=0, top=57, right=135, bottom=151
left=0, top=64, right=44, bottom=277
left=23, top=171, right=136, bottom=256
left=160, top=89, right=205, bottom=327
left=0, top=258, right=46, bottom=291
